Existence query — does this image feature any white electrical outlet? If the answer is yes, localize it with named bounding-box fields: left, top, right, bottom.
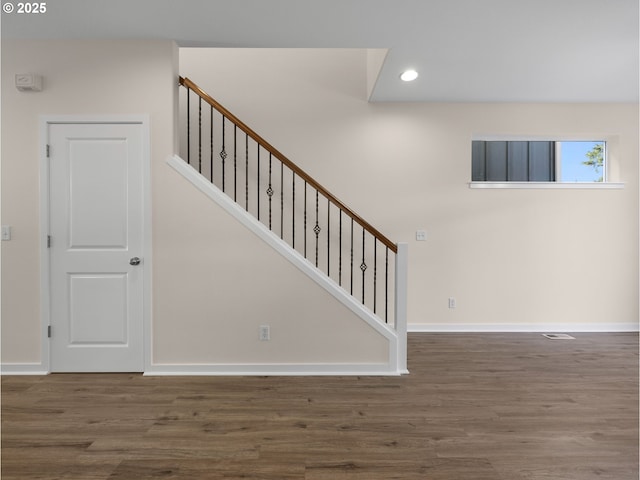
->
left=416, top=230, right=427, bottom=241
left=259, top=325, right=270, bottom=341
left=448, top=297, right=456, bottom=309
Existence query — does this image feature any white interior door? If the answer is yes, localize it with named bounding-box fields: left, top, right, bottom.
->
left=49, top=122, right=145, bottom=372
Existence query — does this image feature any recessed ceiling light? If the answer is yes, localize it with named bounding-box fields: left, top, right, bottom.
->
left=400, top=70, right=418, bottom=82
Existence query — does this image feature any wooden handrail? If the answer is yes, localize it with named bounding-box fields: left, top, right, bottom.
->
left=180, top=76, right=397, bottom=253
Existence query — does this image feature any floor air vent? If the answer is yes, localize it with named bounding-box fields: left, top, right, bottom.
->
left=542, top=333, right=576, bottom=340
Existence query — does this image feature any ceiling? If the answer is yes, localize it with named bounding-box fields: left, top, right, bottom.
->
left=2, top=0, right=638, bottom=102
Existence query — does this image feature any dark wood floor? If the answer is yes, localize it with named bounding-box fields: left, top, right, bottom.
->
left=2, top=333, right=638, bottom=479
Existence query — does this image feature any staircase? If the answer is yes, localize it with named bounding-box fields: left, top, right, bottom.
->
left=169, top=77, right=407, bottom=373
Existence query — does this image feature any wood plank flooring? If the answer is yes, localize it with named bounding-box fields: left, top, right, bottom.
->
left=2, top=333, right=638, bottom=479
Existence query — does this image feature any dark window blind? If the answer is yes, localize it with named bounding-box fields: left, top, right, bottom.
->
left=472, top=141, right=555, bottom=181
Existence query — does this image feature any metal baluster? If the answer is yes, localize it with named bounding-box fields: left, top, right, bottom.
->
left=350, top=218, right=354, bottom=295
left=292, top=172, right=296, bottom=249
left=233, top=125, right=237, bottom=202
left=373, top=239, right=377, bottom=314
left=385, top=247, right=389, bottom=323
left=361, top=228, right=367, bottom=304
left=304, top=181, right=307, bottom=258
left=210, top=105, right=213, bottom=183
left=327, top=198, right=330, bottom=276
left=198, top=97, right=202, bottom=173
left=314, top=190, right=320, bottom=267
left=257, top=146, right=260, bottom=221
left=220, top=116, right=226, bottom=192
left=186, top=88, right=190, bottom=165
left=339, top=210, right=342, bottom=286
left=267, top=154, right=273, bottom=230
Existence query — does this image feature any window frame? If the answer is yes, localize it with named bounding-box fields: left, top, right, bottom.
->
left=469, top=136, right=623, bottom=189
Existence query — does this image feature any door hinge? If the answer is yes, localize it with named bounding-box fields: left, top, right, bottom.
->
left=47, top=235, right=51, bottom=248
left=46, top=144, right=50, bottom=158
left=47, top=325, right=52, bottom=338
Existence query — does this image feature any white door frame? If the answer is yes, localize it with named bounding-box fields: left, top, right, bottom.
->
left=39, top=115, right=152, bottom=373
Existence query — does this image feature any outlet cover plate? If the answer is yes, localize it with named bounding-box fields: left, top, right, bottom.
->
left=259, top=325, right=270, bottom=341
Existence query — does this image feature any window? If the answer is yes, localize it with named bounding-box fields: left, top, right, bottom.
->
left=472, top=140, right=606, bottom=183
left=557, top=141, right=604, bottom=182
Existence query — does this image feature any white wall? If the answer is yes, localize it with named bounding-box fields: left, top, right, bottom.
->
left=2, top=42, right=637, bottom=372
left=1, top=40, right=392, bottom=371
left=1, top=40, right=178, bottom=366
left=153, top=162, right=389, bottom=370
left=180, top=48, right=639, bottom=332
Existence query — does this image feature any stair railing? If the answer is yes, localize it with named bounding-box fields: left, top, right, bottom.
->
left=179, top=76, right=400, bottom=326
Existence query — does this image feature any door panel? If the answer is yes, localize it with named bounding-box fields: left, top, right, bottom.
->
left=69, top=139, right=129, bottom=249
left=69, top=274, right=128, bottom=345
left=49, top=123, right=144, bottom=372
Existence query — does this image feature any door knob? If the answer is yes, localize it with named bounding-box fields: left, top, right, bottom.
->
left=129, top=257, right=141, bottom=266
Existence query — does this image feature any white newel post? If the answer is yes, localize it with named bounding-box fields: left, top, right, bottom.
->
left=394, top=242, right=409, bottom=373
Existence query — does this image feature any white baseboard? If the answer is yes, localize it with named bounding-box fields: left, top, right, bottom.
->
left=1, top=363, right=48, bottom=375
left=408, top=322, right=639, bottom=333
left=145, top=363, right=408, bottom=376
left=1, top=363, right=408, bottom=376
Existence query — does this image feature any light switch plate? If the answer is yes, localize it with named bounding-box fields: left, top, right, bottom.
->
left=2, top=225, right=11, bottom=241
